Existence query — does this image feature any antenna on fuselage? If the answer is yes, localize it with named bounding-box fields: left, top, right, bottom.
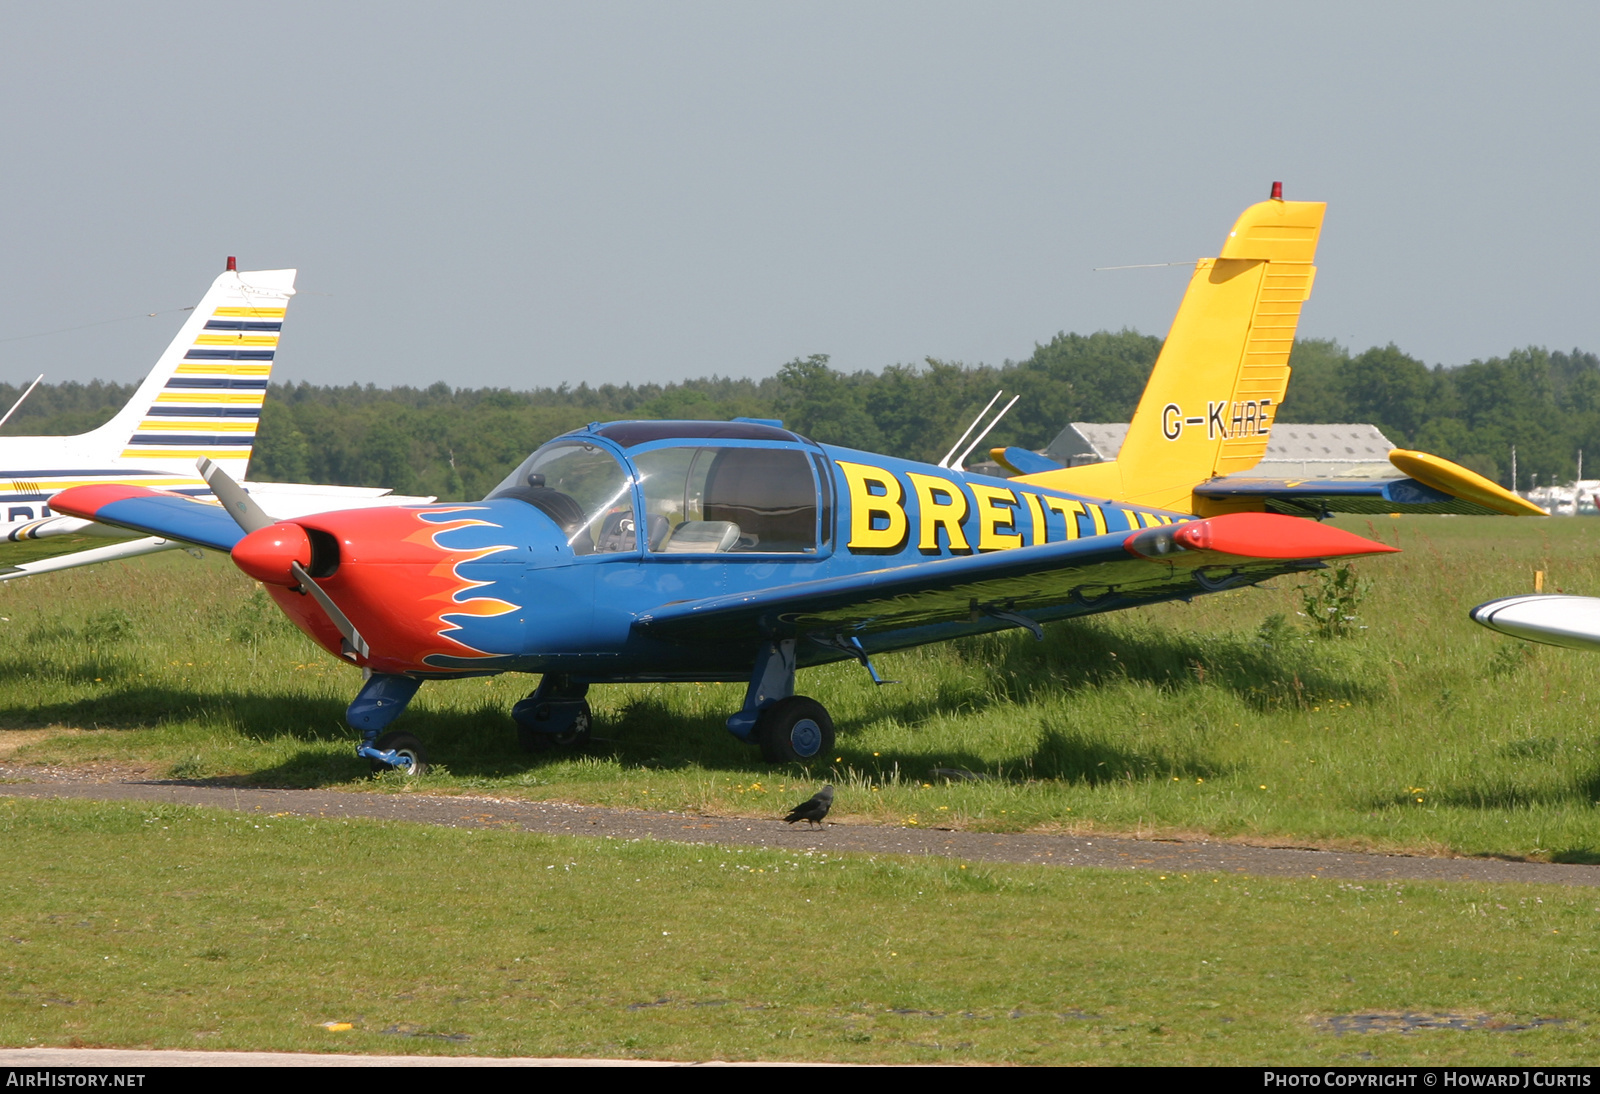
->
left=939, top=390, right=1003, bottom=470
left=0, top=374, right=44, bottom=432
left=939, top=390, right=1019, bottom=472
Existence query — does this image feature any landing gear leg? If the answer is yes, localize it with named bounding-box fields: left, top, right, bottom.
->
left=513, top=675, right=592, bottom=752
left=349, top=673, right=426, bottom=774
left=726, top=640, right=835, bottom=764
left=726, top=640, right=796, bottom=742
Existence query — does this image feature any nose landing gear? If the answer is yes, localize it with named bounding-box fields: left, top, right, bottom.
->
left=348, top=672, right=427, bottom=776
left=367, top=730, right=430, bottom=776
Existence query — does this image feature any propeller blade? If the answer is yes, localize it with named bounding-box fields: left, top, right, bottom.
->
left=206, top=458, right=369, bottom=663
left=289, top=559, right=370, bottom=662
left=197, top=457, right=274, bottom=533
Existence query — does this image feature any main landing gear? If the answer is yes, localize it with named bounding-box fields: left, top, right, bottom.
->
left=726, top=640, right=837, bottom=764
left=348, top=650, right=841, bottom=774
left=512, top=675, right=593, bottom=752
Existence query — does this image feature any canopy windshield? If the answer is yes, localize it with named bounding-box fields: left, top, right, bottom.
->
left=486, top=441, right=636, bottom=554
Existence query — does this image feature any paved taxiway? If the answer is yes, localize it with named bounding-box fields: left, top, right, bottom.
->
left=1, top=763, right=1595, bottom=886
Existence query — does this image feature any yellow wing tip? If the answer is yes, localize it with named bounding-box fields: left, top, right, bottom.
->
left=990, top=447, right=1022, bottom=475
left=1389, top=449, right=1548, bottom=517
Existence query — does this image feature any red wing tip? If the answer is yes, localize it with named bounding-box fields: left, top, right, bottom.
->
left=1128, top=513, right=1398, bottom=561
left=48, top=483, right=168, bottom=519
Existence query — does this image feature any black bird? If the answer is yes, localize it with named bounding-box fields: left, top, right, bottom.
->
left=783, top=784, right=834, bottom=827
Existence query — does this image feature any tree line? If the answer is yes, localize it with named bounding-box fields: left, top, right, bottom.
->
left=0, top=332, right=1591, bottom=499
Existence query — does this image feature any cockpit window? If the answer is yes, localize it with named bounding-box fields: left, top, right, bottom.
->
left=486, top=442, right=637, bottom=554
left=633, top=446, right=818, bottom=554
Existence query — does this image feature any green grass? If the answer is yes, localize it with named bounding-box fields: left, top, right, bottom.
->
left=4, top=515, right=1600, bottom=860
left=0, top=797, right=1595, bottom=1065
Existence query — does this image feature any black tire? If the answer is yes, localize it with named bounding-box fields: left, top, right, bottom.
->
left=369, top=730, right=429, bottom=776
left=517, top=701, right=593, bottom=753
left=755, top=696, right=835, bottom=764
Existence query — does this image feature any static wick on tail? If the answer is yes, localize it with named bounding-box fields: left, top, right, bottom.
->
left=1094, top=183, right=1284, bottom=273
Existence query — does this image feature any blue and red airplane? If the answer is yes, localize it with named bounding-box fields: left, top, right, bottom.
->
left=49, top=188, right=1542, bottom=772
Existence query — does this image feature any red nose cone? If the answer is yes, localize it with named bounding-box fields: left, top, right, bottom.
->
left=232, top=522, right=312, bottom=586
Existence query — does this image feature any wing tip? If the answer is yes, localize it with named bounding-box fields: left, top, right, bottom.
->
left=1126, top=512, right=1398, bottom=561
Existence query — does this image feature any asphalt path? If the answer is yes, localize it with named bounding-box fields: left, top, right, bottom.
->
left=2, top=763, right=1596, bottom=887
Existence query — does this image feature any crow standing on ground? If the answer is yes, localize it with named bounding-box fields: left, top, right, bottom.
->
left=783, top=785, right=833, bottom=827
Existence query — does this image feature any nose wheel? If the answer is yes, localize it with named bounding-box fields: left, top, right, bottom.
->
left=365, top=730, right=430, bottom=776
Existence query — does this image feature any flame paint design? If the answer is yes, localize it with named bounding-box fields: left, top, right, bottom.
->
left=407, top=508, right=520, bottom=662
left=294, top=505, right=528, bottom=673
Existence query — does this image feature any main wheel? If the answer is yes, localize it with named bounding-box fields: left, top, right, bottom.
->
left=517, top=700, right=593, bottom=752
left=369, top=730, right=429, bottom=776
left=755, top=696, right=835, bottom=764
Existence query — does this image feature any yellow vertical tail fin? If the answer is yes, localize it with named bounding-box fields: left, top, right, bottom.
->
left=1016, top=191, right=1324, bottom=511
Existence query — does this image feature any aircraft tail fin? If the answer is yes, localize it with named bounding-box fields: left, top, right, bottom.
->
left=86, top=264, right=297, bottom=480
left=1015, top=190, right=1324, bottom=511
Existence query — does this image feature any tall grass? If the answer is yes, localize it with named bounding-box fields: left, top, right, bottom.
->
left=4, top=515, right=1600, bottom=860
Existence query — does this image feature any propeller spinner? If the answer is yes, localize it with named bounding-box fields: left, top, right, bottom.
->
left=201, top=458, right=371, bottom=662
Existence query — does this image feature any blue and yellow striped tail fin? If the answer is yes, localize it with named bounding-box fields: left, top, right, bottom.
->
left=87, top=264, right=296, bottom=481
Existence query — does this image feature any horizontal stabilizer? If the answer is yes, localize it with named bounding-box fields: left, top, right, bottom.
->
left=1387, top=449, right=1546, bottom=516
left=49, top=484, right=247, bottom=552
left=1471, top=594, right=1600, bottom=652
left=1194, top=476, right=1506, bottom=517
left=1194, top=448, right=1546, bottom=518
left=991, top=447, right=1064, bottom=476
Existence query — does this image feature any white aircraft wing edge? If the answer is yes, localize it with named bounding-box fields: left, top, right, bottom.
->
left=0, top=536, right=183, bottom=581
left=1470, top=594, right=1600, bottom=653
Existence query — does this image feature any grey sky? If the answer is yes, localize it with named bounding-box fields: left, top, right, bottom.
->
left=0, top=2, right=1594, bottom=391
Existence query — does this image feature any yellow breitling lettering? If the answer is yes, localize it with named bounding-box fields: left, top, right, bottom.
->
left=969, top=483, right=1022, bottom=551
left=1042, top=495, right=1086, bottom=540
left=837, top=461, right=909, bottom=553
left=1086, top=503, right=1108, bottom=537
left=905, top=472, right=972, bottom=555
left=1021, top=492, right=1047, bottom=545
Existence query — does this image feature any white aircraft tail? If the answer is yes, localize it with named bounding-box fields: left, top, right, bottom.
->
left=84, top=263, right=297, bottom=479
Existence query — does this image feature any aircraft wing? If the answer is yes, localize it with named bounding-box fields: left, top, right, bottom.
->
left=0, top=481, right=439, bottom=581
left=242, top=481, right=437, bottom=518
left=47, top=484, right=248, bottom=552
left=633, top=512, right=1398, bottom=651
left=0, top=536, right=185, bottom=581
left=1470, top=594, right=1600, bottom=652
